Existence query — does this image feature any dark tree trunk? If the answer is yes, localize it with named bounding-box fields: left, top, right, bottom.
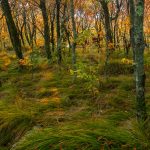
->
left=129, top=0, right=147, bottom=121
left=51, top=21, right=55, bottom=52
left=100, top=0, right=113, bottom=77
left=129, top=0, right=135, bottom=61
left=100, top=1, right=113, bottom=44
left=70, top=0, right=77, bottom=67
left=64, top=26, right=71, bottom=53
left=1, top=0, right=23, bottom=59
left=22, top=7, right=30, bottom=46
left=56, top=0, right=62, bottom=64
left=20, top=27, right=25, bottom=47
left=40, top=0, right=51, bottom=60
left=50, top=5, right=56, bottom=53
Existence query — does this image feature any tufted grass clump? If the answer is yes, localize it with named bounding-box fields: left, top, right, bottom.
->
left=12, top=119, right=138, bottom=150
left=0, top=101, right=35, bottom=148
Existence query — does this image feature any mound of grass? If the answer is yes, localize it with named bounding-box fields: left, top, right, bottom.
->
left=12, top=119, right=138, bottom=150
left=0, top=101, right=35, bottom=147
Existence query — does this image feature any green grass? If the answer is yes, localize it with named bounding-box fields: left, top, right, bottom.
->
left=12, top=119, right=137, bottom=150
left=0, top=50, right=150, bottom=150
left=0, top=101, right=34, bottom=147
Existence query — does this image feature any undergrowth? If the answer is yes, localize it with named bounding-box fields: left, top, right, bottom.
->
left=0, top=52, right=150, bottom=150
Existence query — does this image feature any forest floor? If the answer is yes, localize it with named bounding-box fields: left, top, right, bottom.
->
left=0, top=49, right=150, bottom=150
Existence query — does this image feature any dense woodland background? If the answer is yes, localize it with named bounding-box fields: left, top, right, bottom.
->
left=0, top=0, right=150, bottom=149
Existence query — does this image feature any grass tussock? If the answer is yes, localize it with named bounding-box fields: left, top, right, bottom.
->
left=0, top=101, right=35, bottom=147
left=11, top=119, right=137, bottom=150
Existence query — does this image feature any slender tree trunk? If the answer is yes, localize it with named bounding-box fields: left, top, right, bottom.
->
left=64, top=26, right=71, bottom=54
left=100, top=1, right=113, bottom=44
left=51, top=21, right=55, bottom=52
left=50, top=5, right=56, bottom=53
left=40, top=0, right=51, bottom=60
left=1, top=0, right=23, bottom=59
left=100, top=0, right=113, bottom=77
left=56, top=0, right=62, bottom=64
left=29, top=10, right=36, bottom=48
left=15, top=14, right=25, bottom=47
left=70, top=0, right=77, bottom=69
left=130, top=0, right=147, bottom=121
left=23, top=8, right=30, bottom=47
left=20, top=27, right=25, bottom=47
left=129, top=0, right=135, bottom=61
